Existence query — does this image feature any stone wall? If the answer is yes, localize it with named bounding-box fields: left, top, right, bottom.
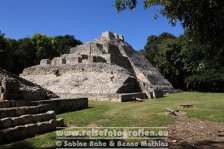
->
left=102, top=43, right=121, bottom=55
left=40, top=59, right=51, bottom=66
left=66, top=56, right=82, bottom=64
left=57, top=92, right=146, bottom=102
left=70, top=43, right=104, bottom=55
left=32, top=98, right=88, bottom=114
left=101, top=31, right=124, bottom=41
left=51, top=57, right=66, bottom=65
left=22, top=63, right=134, bottom=76
left=22, top=71, right=140, bottom=95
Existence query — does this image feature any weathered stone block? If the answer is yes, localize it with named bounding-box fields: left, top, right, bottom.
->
left=88, top=56, right=94, bottom=62
left=1, top=78, right=20, bottom=93
left=24, top=123, right=37, bottom=137
left=11, top=117, right=20, bottom=126
left=1, top=93, right=6, bottom=101
left=0, top=117, right=12, bottom=128
left=0, top=86, right=4, bottom=94
left=10, top=100, right=16, bottom=107
left=0, top=131, right=3, bottom=144
left=15, top=100, right=27, bottom=107
left=40, top=59, right=51, bottom=66
left=51, top=57, right=66, bottom=65
left=113, top=33, right=119, bottom=39
left=16, top=108, right=26, bottom=116
left=1, top=127, right=18, bottom=142
left=20, top=114, right=33, bottom=124
left=5, top=101, right=11, bottom=108
left=66, top=57, right=82, bottom=64
left=37, top=121, right=51, bottom=134
left=101, top=31, right=115, bottom=40
left=0, top=108, right=17, bottom=119
left=118, top=35, right=124, bottom=41
left=56, top=118, right=64, bottom=127
left=35, top=112, right=54, bottom=122
left=46, top=111, right=56, bottom=118
left=49, top=119, right=58, bottom=128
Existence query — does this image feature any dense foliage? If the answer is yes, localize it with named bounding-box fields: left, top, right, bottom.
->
left=142, top=31, right=224, bottom=91
left=0, top=32, right=82, bottom=74
left=115, top=0, right=224, bottom=56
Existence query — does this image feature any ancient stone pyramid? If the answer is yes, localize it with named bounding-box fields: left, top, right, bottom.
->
left=21, top=32, right=175, bottom=101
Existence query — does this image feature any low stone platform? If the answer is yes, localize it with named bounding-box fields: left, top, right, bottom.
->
left=32, top=98, right=88, bottom=114
left=57, top=92, right=147, bottom=102
left=119, top=92, right=147, bottom=102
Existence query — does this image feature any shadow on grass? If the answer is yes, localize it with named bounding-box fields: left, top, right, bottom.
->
left=1, top=141, right=37, bottom=149
left=194, top=140, right=224, bottom=149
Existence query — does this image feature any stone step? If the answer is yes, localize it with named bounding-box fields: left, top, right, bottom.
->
left=0, top=111, right=56, bottom=130
left=0, top=104, right=49, bottom=119
left=0, top=100, right=30, bottom=108
left=0, top=118, right=64, bottom=144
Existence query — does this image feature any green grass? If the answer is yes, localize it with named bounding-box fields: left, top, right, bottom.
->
left=1, top=92, right=224, bottom=149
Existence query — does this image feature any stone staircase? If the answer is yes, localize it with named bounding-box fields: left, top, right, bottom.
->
left=0, top=100, right=64, bottom=145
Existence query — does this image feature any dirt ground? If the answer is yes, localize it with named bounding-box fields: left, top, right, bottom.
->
left=166, top=111, right=224, bottom=149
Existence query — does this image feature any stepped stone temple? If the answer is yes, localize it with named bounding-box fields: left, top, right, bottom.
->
left=21, top=31, right=177, bottom=102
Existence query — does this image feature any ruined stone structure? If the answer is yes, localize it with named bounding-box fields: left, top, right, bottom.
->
left=21, top=32, right=176, bottom=101
left=0, top=68, right=88, bottom=144
left=0, top=68, right=58, bottom=101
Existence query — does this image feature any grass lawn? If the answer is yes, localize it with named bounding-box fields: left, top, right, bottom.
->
left=2, top=92, right=224, bottom=149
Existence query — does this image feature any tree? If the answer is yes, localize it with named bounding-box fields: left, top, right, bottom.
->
left=0, top=32, right=14, bottom=72
left=142, top=30, right=224, bottom=91
left=143, top=33, right=185, bottom=88
left=11, top=38, right=38, bottom=74
left=144, top=33, right=176, bottom=65
left=31, top=33, right=60, bottom=60
left=115, top=0, right=224, bottom=68
left=55, top=35, right=82, bottom=54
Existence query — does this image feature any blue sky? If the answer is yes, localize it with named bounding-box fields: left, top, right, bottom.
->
left=0, top=0, right=184, bottom=50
